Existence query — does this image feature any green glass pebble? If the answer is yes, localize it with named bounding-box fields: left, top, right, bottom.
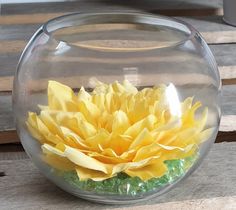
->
left=61, top=155, right=197, bottom=196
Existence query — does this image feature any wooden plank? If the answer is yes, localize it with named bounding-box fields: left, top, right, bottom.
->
left=1, top=16, right=236, bottom=44
left=1, top=0, right=223, bottom=16
left=0, top=142, right=235, bottom=209
left=0, top=95, right=14, bottom=131
left=0, top=13, right=66, bottom=25
left=0, top=54, right=19, bottom=77
left=0, top=25, right=40, bottom=41
left=0, top=131, right=19, bottom=144
left=222, top=86, right=236, bottom=115
left=0, top=77, right=13, bottom=92
left=0, top=41, right=26, bottom=53
left=178, top=16, right=236, bottom=44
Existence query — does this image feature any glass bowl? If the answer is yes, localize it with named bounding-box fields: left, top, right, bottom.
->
left=13, top=12, right=221, bottom=204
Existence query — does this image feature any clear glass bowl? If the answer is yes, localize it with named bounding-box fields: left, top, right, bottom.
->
left=13, top=12, right=221, bottom=204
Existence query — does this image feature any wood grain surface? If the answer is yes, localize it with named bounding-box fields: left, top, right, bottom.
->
left=0, top=142, right=235, bottom=209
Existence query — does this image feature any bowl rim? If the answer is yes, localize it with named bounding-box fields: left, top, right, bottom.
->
left=42, top=11, right=198, bottom=50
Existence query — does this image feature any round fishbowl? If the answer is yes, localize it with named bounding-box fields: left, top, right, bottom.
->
left=13, top=12, right=221, bottom=204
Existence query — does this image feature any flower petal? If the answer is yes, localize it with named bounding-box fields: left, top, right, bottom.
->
left=78, top=86, right=91, bottom=101
left=48, top=80, right=78, bottom=111
left=112, top=155, right=161, bottom=175
left=124, top=114, right=157, bottom=138
left=109, top=134, right=132, bottom=155
left=129, top=128, right=154, bottom=150
left=42, top=143, right=65, bottom=157
left=112, top=110, right=130, bottom=134
left=125, top=159, right=167, bottom=180
left=86, top=129, right=110, bottom=151
left=123, top=80, right=138, bottom=94
left=75, top=166, right=114, bottom=181
left=64, top=145, right=110, bottom=174
left=42, top=154, right=75, bottom=171
left=78, top=100, right=100, bottom=125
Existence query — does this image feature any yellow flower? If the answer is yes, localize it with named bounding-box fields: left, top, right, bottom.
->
left=27, top=79, right=213, bottom=181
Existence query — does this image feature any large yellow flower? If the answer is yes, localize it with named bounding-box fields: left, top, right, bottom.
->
left=27, top=79, right=212, bottom=181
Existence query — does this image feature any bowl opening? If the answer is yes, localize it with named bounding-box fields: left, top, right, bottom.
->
left=43, top=12, right=194, bottom=51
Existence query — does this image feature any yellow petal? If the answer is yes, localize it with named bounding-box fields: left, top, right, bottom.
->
left=112, top=155, right=160, bottom=175
left=26, top=121, right=44, bottom=143
left=129, top=128, right=154, bottom=150
left=42, top=154, right=75, bottom=171
left=197, top=127, right=214, bottom=144
left=92, top=81, right=108, bottom=94
left=64, top=132, right=90, bottom=149
left=40, top=110, right=64, bottom=138
left=175, top=144, right=198, bottom=159
left=88, top=151, right=128, bottom=164
left=104, top=92, right=113, bottom=113
left=38, top=105, right=49, bottom=110
left=92, top=93, right=105, bottom=111
left=48, top=80, right=78, bottom=111
left=77, top=86, right=91, bottom=101
left=27, top=112, right=44, bottom=142
left=128, top=99, right=149, bottom=123
left=196, top=108, right=208, bottom=132
left=64, top=145, right=110, bottom=174
left=60, top=126, right=89, bottom=149
left=78, top=120, right=97, bottom=139
left=86, top=129, right=110, bottom=151
left=35, top=115, right=63, bottom=145
left=123, top=80, right=138, bottom=94
left=78, top=100, right=100, bottom=125
left=152, top=117, right=180, bottom=133
left=112, top=110, right=130, bottom=134
left=56, top=111, right=96, bottom=139
left=97, top=111, right=113, bottom=132
left=170, top=128, right=199, bottom=148
left=181, top=97, right=193, bottom=111
left=42, top=143, right=65, bottom=157
left=125, top=114, right=157, bottom=138
left=56, top=112, right=86, bottom=136
left=133, top=143, right=161, bottom=162
left=109, top=134, right=132, bottom=155
left=182, top=101, right=202, bottom=127
left=75, top=166, right=114, bottom=181
left=112, top=81, right=125, bottom=93
left=125, top=160, right=167, bottom=180
left=101, top=148, right=119, bottom=157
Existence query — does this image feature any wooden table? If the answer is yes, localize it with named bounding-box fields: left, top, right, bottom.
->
left=0, top=0, right=236, bottom=209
